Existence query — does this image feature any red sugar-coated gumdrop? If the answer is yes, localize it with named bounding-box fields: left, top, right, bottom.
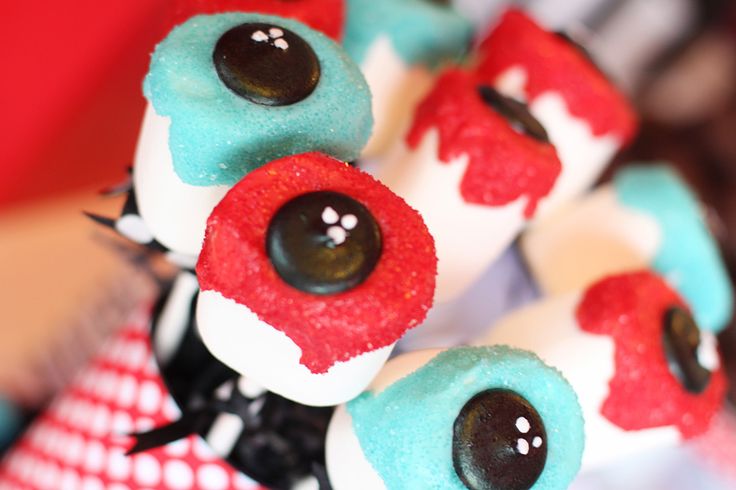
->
left=475, top=9, right=638, bottom=144
left=406, top=68, right=562, bottom=218
left=168, top=0, right=345, bottom=41
left=197, top=152, right=437, bottom=374
left=576, top=271, right=726, bottom=438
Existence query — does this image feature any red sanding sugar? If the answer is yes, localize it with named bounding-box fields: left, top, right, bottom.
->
left=475, top=9, right=638, bottom=144
left=406, top=69, right=561, bottom=217
left=576, top=271, right=726, bottom=438
left=0, top=308, right=263, bottom=490
left=197, top=152, right=437, bottom=374
left=167, top=0, right=345, bottom=41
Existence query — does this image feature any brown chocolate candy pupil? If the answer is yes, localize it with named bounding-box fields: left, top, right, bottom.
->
left=213, top=22, right=320, bottom=106
left=453, top=389, right=547, bottom=490
left=663, top=306, right=712, bottom=394
left=477, top=86, right=550, bottom=143
left=266, top=191, right=382, bottom=295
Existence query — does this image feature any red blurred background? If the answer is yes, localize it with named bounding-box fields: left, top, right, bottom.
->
left=0, top=1, right=169, bottom=209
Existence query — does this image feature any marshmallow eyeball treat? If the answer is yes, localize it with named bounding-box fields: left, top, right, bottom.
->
left=343, top=0, right=474, bottom=157
left=196, top=152, right=437, bottom=406
left=484, top=271, right=727, bottom=469
left=379, top=68, right=562, bottom=302
left=133, top=12, right=372, bottom=256
left=326, top=346, right=585, bottom=490
left=475, top=9, right=638, bottom=217
left=523, top=164, right=734, bottom=333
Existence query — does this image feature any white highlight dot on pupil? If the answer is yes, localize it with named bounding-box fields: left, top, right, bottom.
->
left=321, top=206, right=339, bottom=224
left=251, top=31, right=268, bottom=42
left=341, top=214, right=358, bottom=230
left=517, top=438, right=530, bottom=456
left=274, top=39, right=289, bottom=50
left=532, top=436, right=543, bottom=448
left=269, top=27, right=284, bottom=38
left=515, top=416, right=530, bottom=434
left=327, top=226, right=347, bottom=245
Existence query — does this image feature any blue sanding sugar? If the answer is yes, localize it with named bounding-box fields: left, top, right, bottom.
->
left=343, top=0, right=473, bottom=67
left=347, top=346, right=585, bottom=490
left=144, top=13, right=373, bottom=186
left=615, top=165, right=734, bottom=333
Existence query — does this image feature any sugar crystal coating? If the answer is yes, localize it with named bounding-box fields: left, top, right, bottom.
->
left=476, top=9, right=637, bottom=143
left=576, top=271, right=727, bottom=437
left=348, top=346, right=585, bottom=489
left=197, top=153, right=437, bottom=373
left=145, top=13, right=372, bottom=186
left=343, top=0, right=473, bottom=66
left=614, top=165, right=734, bottom=333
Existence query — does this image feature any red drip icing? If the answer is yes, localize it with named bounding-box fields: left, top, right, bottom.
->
left=197, top=152, right=437, bottom=374
left=575, top=271, right=726, bottom=438
left=476, top=9, right=638, bottom=143
left=168, top=0, right=345, bottom=40
left=406, top=69, right=561, bottom=217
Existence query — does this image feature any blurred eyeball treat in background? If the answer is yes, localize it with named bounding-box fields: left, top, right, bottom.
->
left=482, top=271, right=727, bottom=470
left=378, top=67, right=561, bottom=303
left=474, top=9, right=638, bottom=220
left=522, top=164, right=734, bottom=334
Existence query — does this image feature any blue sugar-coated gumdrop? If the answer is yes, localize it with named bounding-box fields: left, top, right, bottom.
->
left=348, top=346, right=585, bottom=490
left=615, top=165, right=734, bottom=333
left=343, top=0, right=473, bottom=67
left=144, top=13, right=373, bottom=186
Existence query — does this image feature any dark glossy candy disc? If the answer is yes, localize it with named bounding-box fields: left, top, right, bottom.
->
left=663, top=306, right=712, bottom=394
left=477, top=85, right=549, bottom=143
left=213, top=22, right=320, bottom=106
left=266, top=191, right=382, bottom=295
left=453, top=389, right=547, bottom=490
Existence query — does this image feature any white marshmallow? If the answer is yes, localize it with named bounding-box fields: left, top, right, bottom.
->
left=378, top=129, right=528, bottom=303
left=494, top=66, right=622, bottom=221
left=480, top=293, right=681, bottom=470
left=359, top=36, right=435, bottom=159
left=196, top=290, right=394, bottom=406
left=133, top=104, right=229, bottom=258
left=326, top=349, right=441, bottom=490
left=522, top=184, right=661, bottom=296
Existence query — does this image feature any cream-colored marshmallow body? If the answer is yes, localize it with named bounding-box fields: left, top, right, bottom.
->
left=133, top=104, right=229, bottom=258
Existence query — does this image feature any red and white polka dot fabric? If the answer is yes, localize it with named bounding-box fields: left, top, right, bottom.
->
left=0, top=307, right=266, bottom=490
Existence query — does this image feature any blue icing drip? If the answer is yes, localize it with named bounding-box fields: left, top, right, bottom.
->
left=144, top=13, right=373, bottom=186
left=343, top=0, right=473, bottom=67
left=347, top=346, right=585, bottom=490
left=615, top=165, right=734, bottom=333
